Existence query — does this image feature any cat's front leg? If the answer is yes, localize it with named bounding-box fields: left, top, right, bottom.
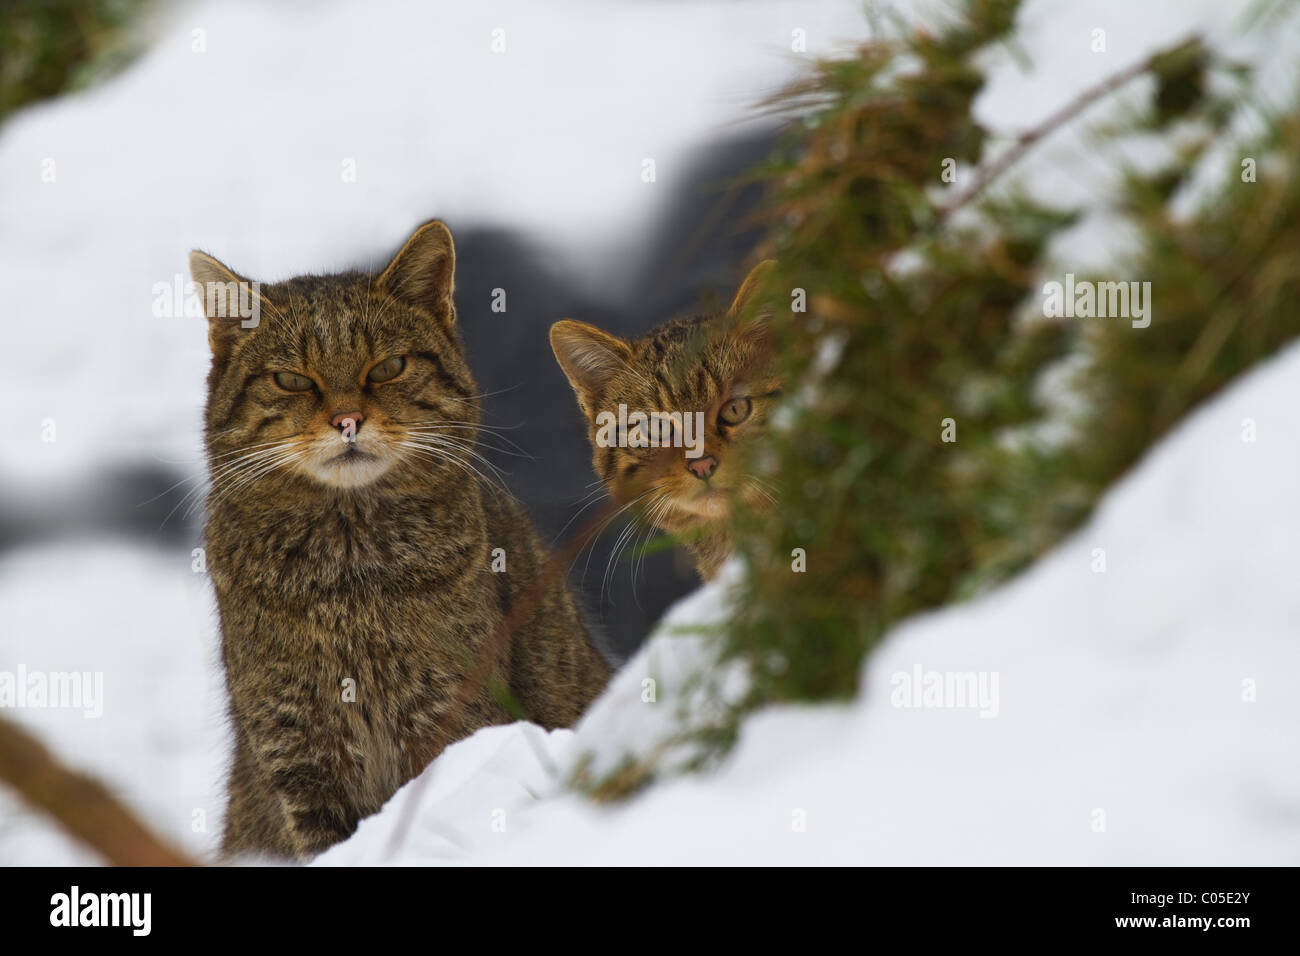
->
left=270, top=757, right=360, bottom=860
left=231, top=676, right=362, bottom=860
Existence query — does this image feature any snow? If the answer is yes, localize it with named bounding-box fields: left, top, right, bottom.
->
left=320, top=340, right=1300, bottom=866
left=0, top=543, right=226, bottom=863
left=3, top=0, right=1299, bottom=866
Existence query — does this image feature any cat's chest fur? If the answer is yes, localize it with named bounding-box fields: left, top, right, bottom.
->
left=210, top=492, right=498, bottom=683
left=213, top=478, right=481, bottom=583
left=208, top=487, right=505, bottom=797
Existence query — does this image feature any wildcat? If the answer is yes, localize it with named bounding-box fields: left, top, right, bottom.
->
left=549, top=261, right=781, bottom=579
left=192, top=220, right=611, bottom=861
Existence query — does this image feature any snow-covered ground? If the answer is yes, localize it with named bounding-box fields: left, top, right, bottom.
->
left=3, top=0, right=1300, bottom=865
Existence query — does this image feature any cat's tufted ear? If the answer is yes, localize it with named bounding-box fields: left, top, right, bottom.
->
left=550, top=319, right=632, bottom=414
left=727, top=259, right=779, bottom=324
left=725, top=259, right=780, bottom=353
left=189, top=250, right=269, bottom=364
left=378, top=220, right=456, bottom=327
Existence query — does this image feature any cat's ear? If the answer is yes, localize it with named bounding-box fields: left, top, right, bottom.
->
left=378, top=220, right=456, bottom=326
left=725, top=259, right=780, bottom=354
left=727, top=259, right=779, bottom=324
left=550, top=319, right=631, bottom=412
left=189, top=251, right=267, bottom=364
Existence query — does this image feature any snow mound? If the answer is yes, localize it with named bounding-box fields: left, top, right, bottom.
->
left=324, top=341, right=1300, bottom=865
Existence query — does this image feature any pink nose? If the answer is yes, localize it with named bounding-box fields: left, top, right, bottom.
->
left=687, top=455, right=718, bottom=480
left=331, top=411, right=364, bottom=432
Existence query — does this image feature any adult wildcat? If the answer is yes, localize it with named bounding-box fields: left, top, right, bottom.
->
left=549, top=261, right=781, bottom=579
left=194, top=221, right=610, bottom=860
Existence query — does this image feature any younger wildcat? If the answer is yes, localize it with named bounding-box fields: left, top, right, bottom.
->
left=194, top=221, right=610, bottom=861
left=549, top=261, right=781, bottom=579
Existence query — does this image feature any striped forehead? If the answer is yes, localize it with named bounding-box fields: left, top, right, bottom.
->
left=260, top=278, right=407, bottom=375
left=643, top=322, right=737, bottom=386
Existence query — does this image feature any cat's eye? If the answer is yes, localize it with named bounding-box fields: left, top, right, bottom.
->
left=718, top=396, right=753, bottom=426
left=367, top=355, right=406, bottom=384
left=273, top=371, right=315, bottom=392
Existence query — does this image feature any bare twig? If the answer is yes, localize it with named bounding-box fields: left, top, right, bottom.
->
left=0, top=714, right=196, bottom=866
left=941, top=35, right=1200, bottom=219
